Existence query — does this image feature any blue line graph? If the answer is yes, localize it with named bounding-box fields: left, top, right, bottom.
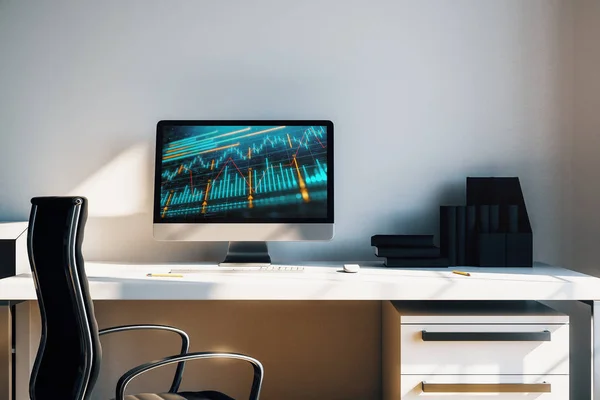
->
left=159, top=125, right=329, bottom=219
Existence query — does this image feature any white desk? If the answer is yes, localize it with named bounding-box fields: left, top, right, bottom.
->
left=2, top=262, right=600, bottom=399
left=1, top=262, right=599, bottom=301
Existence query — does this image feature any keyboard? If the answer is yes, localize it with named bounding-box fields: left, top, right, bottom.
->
left=170, top=266, right=305, bottom=273
left=257, top=266, right=304, bottom=272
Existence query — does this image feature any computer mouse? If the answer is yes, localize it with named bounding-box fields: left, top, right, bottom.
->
left=343, top=264, right=360, bottom=273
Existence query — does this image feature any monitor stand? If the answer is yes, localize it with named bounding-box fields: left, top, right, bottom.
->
left=219, top=241, right=272, bottom=267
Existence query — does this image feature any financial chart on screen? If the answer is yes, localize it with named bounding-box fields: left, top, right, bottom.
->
left=158, top=125, right=329, bottom=221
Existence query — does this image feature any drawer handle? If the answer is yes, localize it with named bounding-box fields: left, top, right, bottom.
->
left=422, top=382, right=551, bottom=393
left=421, top=330, right=551, bottom=341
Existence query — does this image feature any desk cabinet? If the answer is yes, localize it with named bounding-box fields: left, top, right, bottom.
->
left=382, top=301, right=569, bottom=400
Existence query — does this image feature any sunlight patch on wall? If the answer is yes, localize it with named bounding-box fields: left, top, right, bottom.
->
left=68, top=142, right=153, bottom=217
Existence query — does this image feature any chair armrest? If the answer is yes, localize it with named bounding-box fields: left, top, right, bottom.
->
left=99, top=324, right=190, bottom=393
left=116, top=352, right=264, bottom=400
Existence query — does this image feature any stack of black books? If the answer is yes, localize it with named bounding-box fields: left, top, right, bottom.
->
left=371, top=235, right=448, bottom=267
left=372, top=177, right=533, bottom=268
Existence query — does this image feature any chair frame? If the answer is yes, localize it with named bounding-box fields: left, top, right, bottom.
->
left=98, top=324, right=190, bottom=393
left=115, top=352, right=264, bottom=400
left=28, top=197, right=264, bottom=400
left=100, top=325, right=264, bottom=400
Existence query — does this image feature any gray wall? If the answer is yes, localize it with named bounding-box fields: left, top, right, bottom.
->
left=0, top=0, right=574, bottom=265
left=572, top=0, right=600, bottom=276
left=564, top=5, right=600, bottom=398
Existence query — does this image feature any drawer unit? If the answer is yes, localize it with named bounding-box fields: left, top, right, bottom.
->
left=400, top=323, right=568, bottom=375
left=399, top=374, right=569, bottom=400
left=382, top=301, right=569, bottom=400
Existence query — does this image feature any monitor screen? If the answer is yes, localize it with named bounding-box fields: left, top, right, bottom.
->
left=154, top=120, right=334, bottom=224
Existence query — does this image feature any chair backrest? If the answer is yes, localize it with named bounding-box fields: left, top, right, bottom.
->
left=27, top=196, right=101, bottom=400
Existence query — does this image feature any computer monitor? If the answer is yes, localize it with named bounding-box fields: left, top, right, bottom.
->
left=153, top=120, right=334, bottom=265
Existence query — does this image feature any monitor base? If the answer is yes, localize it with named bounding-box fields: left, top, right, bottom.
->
left=219, top=241, right=272, bottom=266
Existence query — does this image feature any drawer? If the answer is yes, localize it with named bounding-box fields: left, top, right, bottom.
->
left=398, top=374, right=568, bottom=400
left=400, top=324, right=568, bottom=375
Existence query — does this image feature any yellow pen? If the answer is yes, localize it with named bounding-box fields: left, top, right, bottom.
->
left=146, top=273, right=183, bottom=278
left=452, top=270, right=470, bottom=277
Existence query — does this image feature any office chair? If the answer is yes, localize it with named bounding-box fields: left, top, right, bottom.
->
left=27, top=196, right=263, bottom=400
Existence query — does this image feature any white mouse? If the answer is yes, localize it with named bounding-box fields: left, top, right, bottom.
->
left=343, top=264, right=360, bottom=273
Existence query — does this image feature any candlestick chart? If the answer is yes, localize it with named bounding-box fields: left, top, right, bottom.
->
left=158, top=125, right=329, bottom=220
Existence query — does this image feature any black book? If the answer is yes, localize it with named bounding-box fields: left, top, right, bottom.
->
left=508, top=205, right=519, bottom=233
left=371, top=235, right=435, bottom=248
left=479, top=205, right=490, bottom=233
left=384, top=258, right=449, bottom=268
left=490, top=204, right=500, bottom=233
left=465, top=205, right=477, bottom=266
left=375, top=247, right=441, bottom=258
left=440, top=206, right=457, bottom=266
left=456, top=206, right=466, bottom=266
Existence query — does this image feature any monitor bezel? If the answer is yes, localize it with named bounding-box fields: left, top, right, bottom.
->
left=153, top=120, right=334, bottom=224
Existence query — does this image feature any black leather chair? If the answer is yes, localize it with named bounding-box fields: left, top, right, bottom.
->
left=27, top=196, right=264, bottom=400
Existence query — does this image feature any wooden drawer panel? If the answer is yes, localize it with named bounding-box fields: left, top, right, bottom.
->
left=400, top=324, right=568, bottom=375
left=398, top=374, right=568, bottom=400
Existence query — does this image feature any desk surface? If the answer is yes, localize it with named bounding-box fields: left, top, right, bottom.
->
left=1, top=262, right=600, bottom=301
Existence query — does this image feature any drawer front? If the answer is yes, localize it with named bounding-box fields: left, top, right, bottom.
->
left=400, top=324, right=568, bottom=375
left=399, top=374, right=568, bottom=400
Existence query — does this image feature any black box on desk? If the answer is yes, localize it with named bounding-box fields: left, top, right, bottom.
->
left=466, top=177, right=533, bottom=267
left=0, top=222, right=29, bottom=279
left=506, top=232, right=533, bottom=267
left=478, top=233, right=506, bottom=267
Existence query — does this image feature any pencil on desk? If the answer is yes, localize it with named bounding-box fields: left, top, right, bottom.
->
left=146, top=273, right=183, bottom=278
left=452, top=270, right=470, bottom=277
